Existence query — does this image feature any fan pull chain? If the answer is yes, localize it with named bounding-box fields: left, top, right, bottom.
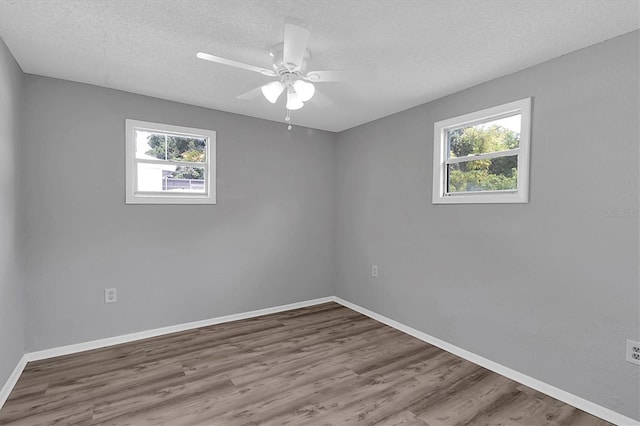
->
left=285, top=110, right=293, bottom=130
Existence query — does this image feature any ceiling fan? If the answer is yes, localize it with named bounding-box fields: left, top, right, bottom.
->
left=196, top=23, right=365, bottom=120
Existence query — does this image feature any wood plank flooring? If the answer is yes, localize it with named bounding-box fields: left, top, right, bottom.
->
left=0, top=302, right=612, bottom=425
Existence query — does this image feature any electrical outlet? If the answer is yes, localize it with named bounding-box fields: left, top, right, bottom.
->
left=104, top=288, right=117, bottom=304
left=626, top=339, right=640, bottom=365
left=371, top=265, right=378, bottom=278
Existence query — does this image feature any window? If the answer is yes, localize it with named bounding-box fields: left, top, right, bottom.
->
left=432, top=98, right=531, bottom=204
left=125, top=119, right=216, bottom=204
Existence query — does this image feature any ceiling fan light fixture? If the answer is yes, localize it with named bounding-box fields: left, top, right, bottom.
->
left=286, top=91, right=304, bottom=110
left=293, top=79, right=315, bottom=102
left=261, top=81, right=285, bottom=103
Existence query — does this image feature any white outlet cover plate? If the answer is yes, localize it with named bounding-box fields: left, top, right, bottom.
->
left=104, top=288, right=117, bottom=304
left=626, top=339, right=640, bottom=365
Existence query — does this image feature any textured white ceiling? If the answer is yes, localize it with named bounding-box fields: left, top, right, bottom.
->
left=0, top=0, right=638, bottom=132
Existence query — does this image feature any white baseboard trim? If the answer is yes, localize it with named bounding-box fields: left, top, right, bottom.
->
left=0, top=354, right=28, bottom=410
left=0, top=296, right=333, bottom=410
left=2, top=295, right=637, bottom=425
left=333, top=297, right=639, bottom=426
left=26, top=296, right=334, bottom=362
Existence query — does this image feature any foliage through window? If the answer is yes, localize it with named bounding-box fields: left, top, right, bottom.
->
left=432, top=98, right=531, bottom=204
left=126, top=120, right=216, bottom=204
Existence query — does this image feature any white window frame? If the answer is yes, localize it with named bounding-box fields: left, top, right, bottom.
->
left=432, top=98, right=531, bottom=204
left=125, top=119, right=216, bottom=204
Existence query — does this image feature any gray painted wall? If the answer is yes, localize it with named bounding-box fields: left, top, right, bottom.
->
left=7, top=29, right=638, bottom=421
left=22, top=77, right=335, bottom=351
left=0, top=38, right=26, bottom=387
left=335, top=31, right=639, bottom=419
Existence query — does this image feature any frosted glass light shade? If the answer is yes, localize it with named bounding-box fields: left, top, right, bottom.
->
left=286, top=91, right=304, bottom=110
left=293, top=80, right=315, bottom=102
left=261, top=81, right=285, bottom=103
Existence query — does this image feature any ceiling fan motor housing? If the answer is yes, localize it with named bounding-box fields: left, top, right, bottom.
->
left=269, top=43, right=310, bottom=74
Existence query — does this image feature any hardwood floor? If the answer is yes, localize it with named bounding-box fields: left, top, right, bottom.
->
left=0, top=302, right=612, bottom=425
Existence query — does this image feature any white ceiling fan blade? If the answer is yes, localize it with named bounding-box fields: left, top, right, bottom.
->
left=305, top=67, right=377, bottom=83
left=236, top=86, right=264, bottom=100
left=283, top=24, right=310, bottom=71
left=197, top=52, right=277, bottom=77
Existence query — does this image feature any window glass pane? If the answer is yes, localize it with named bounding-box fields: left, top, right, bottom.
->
left=447, top=155, right=518, bottom=193
left=448, top=114, right=520, bottom=159
left=135, top=130, right=206, bottom=163
left=137, top=163, right=206, bottom=193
